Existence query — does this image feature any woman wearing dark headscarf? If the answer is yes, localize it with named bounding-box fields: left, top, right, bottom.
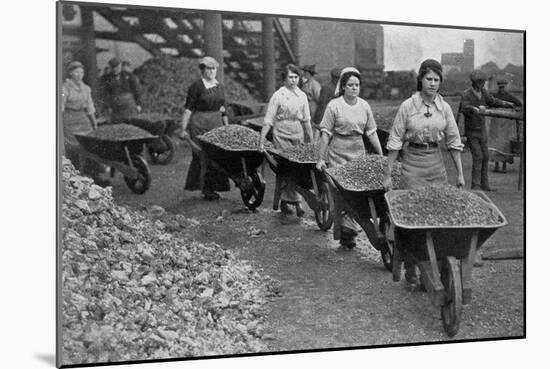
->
left=259, top=64, right=313, bottom=217
left=383, top=59, right=465, bottom=285
left=316, top=67, right=384, bottom=248
left=179, top=56, right=230, bottom=200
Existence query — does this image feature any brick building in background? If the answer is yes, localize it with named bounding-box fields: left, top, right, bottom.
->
left=291, top=19, right=384, bottom=84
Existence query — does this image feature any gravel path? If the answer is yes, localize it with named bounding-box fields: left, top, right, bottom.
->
left=109, top=139, right=524, bottom=352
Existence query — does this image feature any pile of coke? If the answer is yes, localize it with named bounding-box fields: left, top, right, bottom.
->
left=134, top=55, right=258, bottom=116
left=274, top=142, right=320, bottom=164
left=387, top=184, right=504, bottom=227
left=198, top=125, right=272, bottom=151
left=327, top=155, right=403, bottom=191
left=60, top=158, right=280, bottom=365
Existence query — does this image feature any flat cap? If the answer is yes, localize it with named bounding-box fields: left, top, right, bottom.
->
left=199, top=56, right=219, bottom=68
left=108, top=57, right=121, bottom=68
left=67, top=60, right=84, bottom=72
left=470, top=69, right=487, bottom=81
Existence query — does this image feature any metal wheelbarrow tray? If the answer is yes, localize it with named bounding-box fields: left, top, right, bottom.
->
left=384, top=189, right=508, bottom=337
left=264, top=149, right=333, bottom=231
left=192, top=138, right=267, bottom=211
left=74, top=125, right=157, bottom=194
left=124, top=113, right=178, bottom=165
left=324, top=172, right=394, bottom=271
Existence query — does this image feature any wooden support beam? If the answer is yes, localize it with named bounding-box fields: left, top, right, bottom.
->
left=262, top=16, right=275, bottom=102
left=203, top=12, right=224, bottom=82
left=274, top=18, right=297, bottom=65
left=94, top=7, right=163, bottom=57
left=80, top=6, right=99, bottom=103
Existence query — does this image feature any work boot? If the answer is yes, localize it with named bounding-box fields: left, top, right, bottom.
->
left=280, top=201, right=294, bottom=215
left=202, top=190, right=221, bottom=201
left=481, top=186, right=497, bottom=192
left=340, top=227, right=357, bottom=249
left=295, top=203, right=305, bottom=218
left=404, top=261, right=419, bottom=287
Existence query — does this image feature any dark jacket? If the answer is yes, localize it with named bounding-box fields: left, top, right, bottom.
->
left=101, top=70, right=142, bottom=108
left=458, top=87, right=509, bottom=131
left=494, top=90, right=523, bottom=107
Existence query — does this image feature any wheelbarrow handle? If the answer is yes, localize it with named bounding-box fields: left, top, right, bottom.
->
left=320, top=167, right=336, bottom=187
left=263, top=150, right=278, bottom=169
left=178, top=135, right=203, bottom=154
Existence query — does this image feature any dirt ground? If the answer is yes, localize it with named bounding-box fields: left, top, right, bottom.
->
left=107, top=123, right=524, bottom=352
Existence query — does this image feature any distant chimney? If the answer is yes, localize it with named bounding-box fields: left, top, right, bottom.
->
left=463, top=39, right=474, bottom=73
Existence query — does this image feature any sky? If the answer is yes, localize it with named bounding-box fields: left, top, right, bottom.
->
left=383, top=24, right=524, bottom=71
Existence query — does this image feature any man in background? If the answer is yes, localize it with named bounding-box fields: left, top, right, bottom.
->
left=100, top=57, right=142, bottom=123
left=494, top=77, right=523, bottom=108
left=300, top=64, right=321, bottom=141
left=459, top=69, right=515, bottom=192
left=313, top=67, right=341, bottom=140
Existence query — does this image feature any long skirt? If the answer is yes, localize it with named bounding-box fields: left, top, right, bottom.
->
left=184, top=111, right=230, bottom=193
left=400, top=144, right=448, bottom=189
left=327, top=133, right=366, bottom=232
left=272, top=119, right=304, bottom=203
left=110, top=92, right=138, bottom=123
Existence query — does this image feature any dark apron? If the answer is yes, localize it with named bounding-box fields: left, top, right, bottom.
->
left=111, top=92, right=138, bottom=123
left=184, top=111, right=230, bottom=192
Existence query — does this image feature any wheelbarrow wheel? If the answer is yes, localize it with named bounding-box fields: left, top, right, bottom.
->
left=314, top=182, right=334, bottom=231
left=440, top=256, right=463, bottom=337
left=124, top=155, right=151, bottom=194
left=380, top=220, right=394, bottom=272
left=240, top=170, right=265, bottom=211
left=148, top=135, right=175, bottom=165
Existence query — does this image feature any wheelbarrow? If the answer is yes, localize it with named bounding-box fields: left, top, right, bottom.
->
left=74, top=125, right=156, bottom=194
left=124, top=112, right=178, bottom=165
left=185, top=136, right=266, bottom=211
left=324, top=172, right=394, bottom=271
left=385, top=190, right=507, bottom=337
left=263, top=149, right=333, bottom=231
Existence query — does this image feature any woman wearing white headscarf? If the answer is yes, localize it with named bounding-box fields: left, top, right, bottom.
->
left=316, top=67, right=383, bottom=248
left=179, top=56, right=230, bottom=200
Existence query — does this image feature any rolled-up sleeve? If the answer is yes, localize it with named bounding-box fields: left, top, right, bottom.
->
left=319, top=101, right=336, bottom=137
left=443, top=104, right=464, bottom=151
left=263, top=93, right=279, bottom=127
left=84, top=85, right=96, bottom=115
left=364, top=104, right=377, bottom=136
left=386, top=103, right=407, bottom=151
left=301, top=93, right=311, bottom=122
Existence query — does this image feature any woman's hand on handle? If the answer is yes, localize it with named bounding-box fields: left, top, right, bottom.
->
left=178, top=129, right=189, bottom=141
left=456, top=174, right=465, bottom=189
left=383, top=176, right=393, bottom=192
left=316, top=159, right=327, bottom=172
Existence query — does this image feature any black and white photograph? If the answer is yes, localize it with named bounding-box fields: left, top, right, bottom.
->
left=54, top=0, right=528, bottom=367
left=5, top=1, right=547, bottom=369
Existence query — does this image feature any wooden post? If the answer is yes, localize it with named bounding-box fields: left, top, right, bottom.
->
left=290, top=18, right=301, bottom=66
left=80, top=5, right=99, bottom=104
left=262, top=16, right=276, bottom=102
left=203, top=12, right=224, bottom=83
